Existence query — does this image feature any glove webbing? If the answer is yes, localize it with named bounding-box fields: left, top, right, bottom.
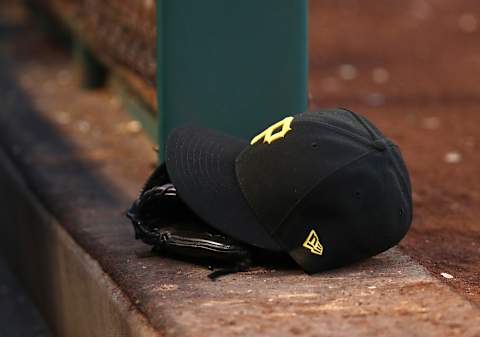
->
left=127, top=167, right=255, bottom=280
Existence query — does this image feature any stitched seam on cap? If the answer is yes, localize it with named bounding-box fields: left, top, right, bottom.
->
left=294, top=119, right=373, bottom=146
left=271, top=149, right=377, bottom=235
left=234, top=154, right=285, bottom=248
left=340, top=108, right=378, bottom=140
left=234, top=158, right=266, bottom=223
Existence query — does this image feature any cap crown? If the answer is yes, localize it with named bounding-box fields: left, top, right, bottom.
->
left=235, top=109, right=412, bottom=272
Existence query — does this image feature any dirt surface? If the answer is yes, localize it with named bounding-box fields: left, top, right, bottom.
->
left=309, top=0, right=480, bottom=305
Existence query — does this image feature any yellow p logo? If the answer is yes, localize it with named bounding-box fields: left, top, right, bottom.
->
left=303, top=230, right=324, bottom=256
left=250, top=116, right=294, bottom=145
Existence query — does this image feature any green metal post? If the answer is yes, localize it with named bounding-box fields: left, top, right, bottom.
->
left=157, top=0, right=308, bottom=159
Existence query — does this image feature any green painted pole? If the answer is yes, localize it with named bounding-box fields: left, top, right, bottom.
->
left=157, top=0, right=308, bottom=160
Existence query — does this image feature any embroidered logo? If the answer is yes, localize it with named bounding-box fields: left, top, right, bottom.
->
left=302, top=229, right=324, bottom=256
left=250, top=116, right=294, bottom=145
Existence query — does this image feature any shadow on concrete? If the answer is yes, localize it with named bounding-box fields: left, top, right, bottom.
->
left=0, top=256, right=52, bottom=337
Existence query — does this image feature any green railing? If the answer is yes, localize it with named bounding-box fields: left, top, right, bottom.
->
left=156, top=0, right=308, bottom=159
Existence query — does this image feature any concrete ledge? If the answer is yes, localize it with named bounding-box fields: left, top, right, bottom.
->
left=0, top=148, right=159, bottom=337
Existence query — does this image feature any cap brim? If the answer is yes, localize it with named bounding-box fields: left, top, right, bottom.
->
left=165, top=127, right=282, bottom=251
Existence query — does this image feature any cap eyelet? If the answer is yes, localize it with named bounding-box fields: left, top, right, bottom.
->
left=372, top=139, right=387, bottom=151
left=311, top=142, right=318, bottom=149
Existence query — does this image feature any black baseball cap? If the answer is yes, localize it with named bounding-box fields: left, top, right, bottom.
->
left=165, top=108, right=412, bottom=273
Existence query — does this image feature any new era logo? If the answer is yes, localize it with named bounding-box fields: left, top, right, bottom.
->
left=303, top=229, right=324, bottom=256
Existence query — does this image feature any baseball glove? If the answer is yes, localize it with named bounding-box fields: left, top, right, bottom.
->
left=126, top=164, right=253, bottom=279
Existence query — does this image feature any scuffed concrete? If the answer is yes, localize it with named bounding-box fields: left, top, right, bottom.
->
left=0, top=148, right=161, bottom=337
left=121, top=248, right=480, bottom=337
